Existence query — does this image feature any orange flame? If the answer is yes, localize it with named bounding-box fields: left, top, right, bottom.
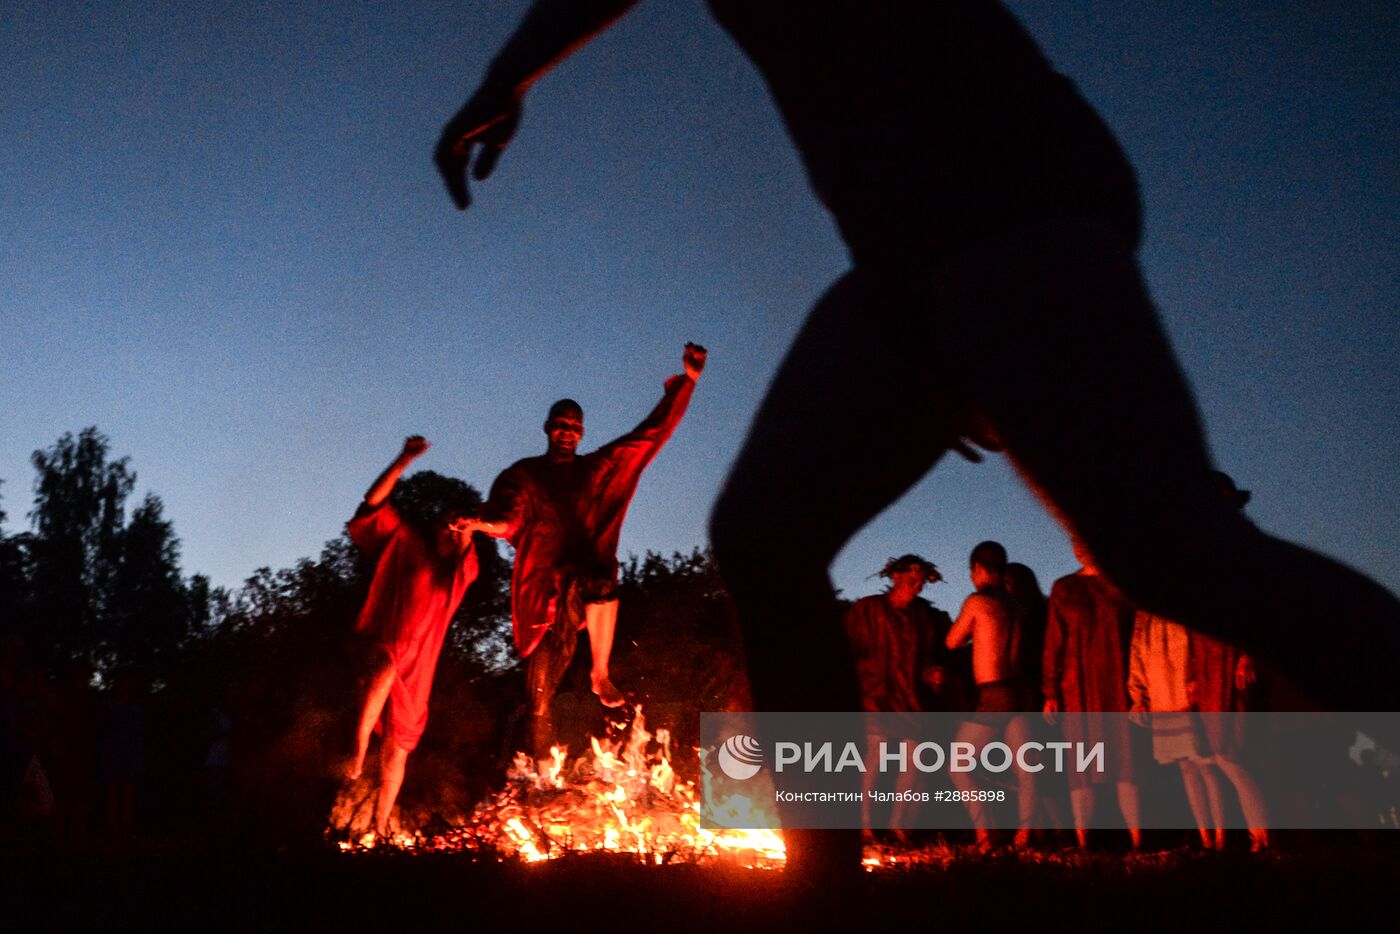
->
left=333, top=706, right=785, bottom=867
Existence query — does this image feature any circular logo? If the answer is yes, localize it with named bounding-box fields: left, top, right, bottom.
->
left=717, top=734, right=764, bottom=780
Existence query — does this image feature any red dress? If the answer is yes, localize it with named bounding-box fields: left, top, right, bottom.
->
left=348, top=502, right=478, bottom=751
left=482, top=374, right=695, bottom=657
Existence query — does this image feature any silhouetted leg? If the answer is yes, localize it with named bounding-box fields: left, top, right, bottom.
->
left=931, top=217, right=1400, bottom=712
left=526, top=623, right=577, bottom=758
left=711, top=269, right=956, bottom=878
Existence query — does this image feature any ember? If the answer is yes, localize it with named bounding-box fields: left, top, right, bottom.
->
left=331, top=707, right=785, bottom=868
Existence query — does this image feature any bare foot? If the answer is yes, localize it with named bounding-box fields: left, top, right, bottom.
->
left=592, top=674, right=626, bottom=708
left=344, top=753, right=365, bottom=782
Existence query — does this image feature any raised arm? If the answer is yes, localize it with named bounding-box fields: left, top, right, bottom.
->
left=365, top=436, right=430, bottom=507
left=435, top=0, right=643, bottom=209
left=595, top=343, right=706, bottom=459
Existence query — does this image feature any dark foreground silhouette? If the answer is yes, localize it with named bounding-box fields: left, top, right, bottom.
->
left=434, top=0, right=1400, bottom=878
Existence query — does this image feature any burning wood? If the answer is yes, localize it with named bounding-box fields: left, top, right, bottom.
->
left=331, top=707, right=785, bottom=868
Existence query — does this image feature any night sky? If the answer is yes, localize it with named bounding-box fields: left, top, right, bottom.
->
left=3, top=1, right=1396, bottom=615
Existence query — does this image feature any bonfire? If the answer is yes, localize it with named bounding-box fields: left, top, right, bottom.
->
left=331, top=707, right=786, bottom=868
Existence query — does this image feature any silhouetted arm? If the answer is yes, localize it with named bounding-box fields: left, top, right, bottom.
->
left=435, top=0, right=642, bottom=209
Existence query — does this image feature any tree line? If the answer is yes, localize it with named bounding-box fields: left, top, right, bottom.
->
left=1, top=426, right=747, bottom=847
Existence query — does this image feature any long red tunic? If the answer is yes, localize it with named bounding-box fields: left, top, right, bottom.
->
left=1043, top=571, right=1136, bottom=786
left=348, top=502, right=478, bottom=751
left=482, top=374, right=695, bottom=657
left=1042, top=572, right=1134, bottom=712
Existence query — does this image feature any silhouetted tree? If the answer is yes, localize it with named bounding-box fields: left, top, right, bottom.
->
left=613, top=548, right=749, bottom=744
left=108, top=494, right=188, bottom=680
left=0, top=485, right=29, bottom=632
left=25, top=428, right=135, bottom=670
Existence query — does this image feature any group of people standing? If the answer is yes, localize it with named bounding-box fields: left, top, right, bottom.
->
left=846, top=471, right=1269, bottom=852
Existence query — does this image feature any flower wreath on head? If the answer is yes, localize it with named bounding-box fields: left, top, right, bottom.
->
left=876, top=554, right=943, bottom=584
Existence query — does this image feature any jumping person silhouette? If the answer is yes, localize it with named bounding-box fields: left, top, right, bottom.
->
left=434, top=0, right=1400, bottom=877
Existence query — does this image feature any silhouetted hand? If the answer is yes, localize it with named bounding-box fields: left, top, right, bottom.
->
left=1128, top=704, right=1147, bottom=728
left=401, top=435, right=430, bottom=460
left=683, top=342, right=708, bottom=380
left=1042, top=698, right=1060, bottom=725
left=435, top=82, right=522, bottom=210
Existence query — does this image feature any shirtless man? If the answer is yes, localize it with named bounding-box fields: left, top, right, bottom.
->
left=434, top=0, right=1400, bottom=876
left=345, top=436, right=479, bottom=838
left=465, top=344, right=705, bottom=754
left=945, top=541, right=1034, bottom=849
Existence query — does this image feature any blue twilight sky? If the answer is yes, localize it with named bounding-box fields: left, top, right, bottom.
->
left=2, top=1, right=1396, bottom=616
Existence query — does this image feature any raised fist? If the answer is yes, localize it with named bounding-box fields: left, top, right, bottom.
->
left=683, top=342, right=708, bottom=380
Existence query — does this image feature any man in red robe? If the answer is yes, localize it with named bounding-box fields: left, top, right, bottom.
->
left=346, top=435, right=479, bottom=838
left=467, top=344, right=705, bottom=753
left=1042, top=541, right=1140, bottom=849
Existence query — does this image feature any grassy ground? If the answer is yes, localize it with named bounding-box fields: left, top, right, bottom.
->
left=4, top=836, right=1395, bottom=932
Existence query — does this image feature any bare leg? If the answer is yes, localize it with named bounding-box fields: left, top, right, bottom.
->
left=1069, top=788, right=1093, bottom=848
left=950, top=720, right=999, bottom=849
left=1116, top=781, right=1142, bottom=850
left=890, top=740, right=922, bottom=837
left=710, top=270, right=957, bottom=878
left=1213, top=755, right=1270, bottom=850
left=1196, top=760, right=1228, bottom=848
left=349, top=649, right=395, bottom=781
left=373, top=741, right=410, bottom=837
left=1178, top=759, right=1213, bottom=847
left=1005, top=715, right=1036, bottom=847
left=584, top=598, right=625, bottom=707
left=860, top=731, right=882, bottom=832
